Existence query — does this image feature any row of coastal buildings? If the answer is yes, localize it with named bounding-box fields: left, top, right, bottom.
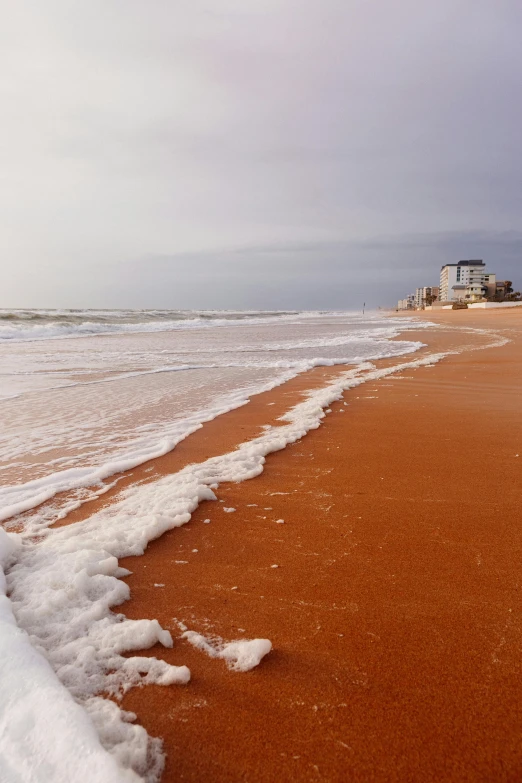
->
left=397, top=260, right=518, bottom=311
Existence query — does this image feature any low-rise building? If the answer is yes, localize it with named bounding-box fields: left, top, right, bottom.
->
left=495, top=280, right=511, bottom=298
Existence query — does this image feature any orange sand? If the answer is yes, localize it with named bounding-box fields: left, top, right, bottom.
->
left=111, top=309, right=522, bottom=782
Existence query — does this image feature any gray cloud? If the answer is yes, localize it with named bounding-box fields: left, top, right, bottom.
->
left=1, top=1, right=521, bottom=307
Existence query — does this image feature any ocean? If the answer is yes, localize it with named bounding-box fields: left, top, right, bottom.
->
left=0, top=308, right=427, bottom=524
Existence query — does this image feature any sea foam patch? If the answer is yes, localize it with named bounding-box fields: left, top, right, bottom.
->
left=0, top=528, right=142, bottom=782
left=182, top=630, right=272, bottom=672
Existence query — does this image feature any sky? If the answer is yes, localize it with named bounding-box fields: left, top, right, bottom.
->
left=1, top=0, right=521, bottom=309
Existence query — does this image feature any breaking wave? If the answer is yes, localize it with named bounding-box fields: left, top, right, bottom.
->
left=0, top=309, right=303, bottom=342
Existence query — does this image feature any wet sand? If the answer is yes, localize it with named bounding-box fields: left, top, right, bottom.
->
left=107, top=308, right=522, bottom=782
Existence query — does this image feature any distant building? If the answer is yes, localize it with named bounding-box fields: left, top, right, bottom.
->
left=495, top=280, right=511, bottom=298
left=397, top=261, right=516, bottom=310
left=397, top=294, right=415, bottom=311
left=414, top=286, right=439, bottom=308
left=440, top=260, right=496, bottom=302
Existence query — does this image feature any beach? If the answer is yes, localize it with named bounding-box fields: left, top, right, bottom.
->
left=2, top=307, right=522, bottom=781
left=3, top=2, right=521, bottom=780
left=99, top=307, right=521, bottom=782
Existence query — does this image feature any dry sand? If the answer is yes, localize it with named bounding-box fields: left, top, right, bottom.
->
left=110, top=308, right=522, bottom=782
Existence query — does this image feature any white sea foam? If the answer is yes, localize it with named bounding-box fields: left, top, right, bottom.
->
left=182, top=630, right=272, bottom=672
left=0, top=528, right=141, bottom=783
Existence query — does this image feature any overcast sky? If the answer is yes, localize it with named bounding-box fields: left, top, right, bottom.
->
left=1, top=0, right=521, bottom=309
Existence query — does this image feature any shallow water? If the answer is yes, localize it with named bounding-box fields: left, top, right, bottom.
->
left=0, top=310, right=427, bottom=520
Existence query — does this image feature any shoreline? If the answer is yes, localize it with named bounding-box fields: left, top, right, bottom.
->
left=1, top=313, right=426, bottom=531
left=4, top=310, right=522, bottom=781
left=46, top=314, right=508, bottom=535
left=14, top=318, right=490, bottom=535
left=113, top=310, right=522, bottom=781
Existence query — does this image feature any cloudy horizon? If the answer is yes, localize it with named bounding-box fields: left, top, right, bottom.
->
left=2, top=1, right=521, bottom=308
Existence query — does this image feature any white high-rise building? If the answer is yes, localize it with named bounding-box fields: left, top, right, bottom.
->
left=440, top=261, right=496, bottom=302
left=414, top=286, right=440, bottom=308
left=414, top=288, right=424, bottom=308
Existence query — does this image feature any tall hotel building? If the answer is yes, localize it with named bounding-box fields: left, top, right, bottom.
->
left=440, top=260, right=496, bottom=302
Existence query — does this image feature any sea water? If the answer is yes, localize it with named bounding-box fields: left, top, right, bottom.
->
left=0, top=309, right=427, bottom=523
